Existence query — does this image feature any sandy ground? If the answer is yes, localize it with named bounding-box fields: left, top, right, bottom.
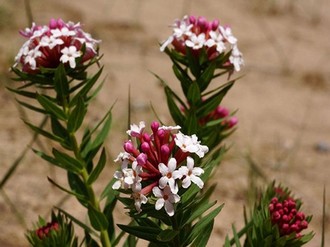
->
left=0, top=0, right=329, bottom=246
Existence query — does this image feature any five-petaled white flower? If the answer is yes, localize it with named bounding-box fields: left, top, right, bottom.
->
left=205, top=30, right=226, bottom=53
left=153, top=185, right=180, bottom=216
left=40, top=35, right=64, bottom=49
left=132, top=186, right=148, bottom=213
left=185, top=33, right=206, bottom=50
left=175, top=131, right=209, bottom=158
left=158, top=158, right=181, bottom=194
left=127, top=121, right=145, bottom=137
left=219, top=26, right=237, bottom=45
left=229, top=45, right=244, bottom=72
left=178, top=157, right=204, bottom=189
left=24, top=48, right=42, bottom=70
left=51, top=27, right=76, bottom=37
left=60, top=46, right=81, bottom=68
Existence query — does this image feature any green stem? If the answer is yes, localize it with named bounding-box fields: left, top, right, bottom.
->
left=69, top=133, right=112, bottom=247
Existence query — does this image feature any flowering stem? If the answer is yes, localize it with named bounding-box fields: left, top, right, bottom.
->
left=69, top=132, right=112, bottom=247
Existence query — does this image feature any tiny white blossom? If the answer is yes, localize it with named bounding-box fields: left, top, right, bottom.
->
left=219, top=26, right=237, bottom=45
left=60, top=46, right=81, bottom=68
left=205, top=30, right=226, bottom=53
left=178, top=157, right=204, bottom=189
left=127, top=121, right=145, bottom=137
left=40, top=35, right=64, bottom=49
left=185, top=33, right=206, bottom=50
left=158, top=158, right=181, bottom=194
left=51, top=27, right=76, bottom=37
left=24, top=47, right=42, bottom=70
left=175, top=132, right=209, bottom=158
left=132, top=186, right=148, bottom=213
left=229, top=45, right=244, bottom=72
left=153, top=186, right=180, bottom=217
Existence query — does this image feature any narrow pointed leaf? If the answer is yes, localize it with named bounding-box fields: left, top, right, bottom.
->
left=67, top=97, right=86, bottom=133
left=37, top=94, right=67, bottom=120
left=24, top=120, right=63, bottom=142
left=52, top=148, right=84, bottom=172
left=87, top=148, right=107, bottom=185
left=47, top=177, right=87, bottom=201
left=88, top=205, right=109, bottom=231
left=54, top=63, right=69, bottom=98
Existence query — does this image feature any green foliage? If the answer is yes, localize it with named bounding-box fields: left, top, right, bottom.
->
left=26, top=211, right=78, bottom=247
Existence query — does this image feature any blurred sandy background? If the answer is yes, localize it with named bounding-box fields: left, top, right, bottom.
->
left=0, top=0, right=329, bottom=246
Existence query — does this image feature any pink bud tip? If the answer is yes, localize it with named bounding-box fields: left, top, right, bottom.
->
left=124, top=141, right=134, bottom=153
left=137, top=153, right=147, bottom=166
left=151, top=121, right=160, bottom=132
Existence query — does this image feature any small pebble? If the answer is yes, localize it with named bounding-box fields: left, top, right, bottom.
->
left=314, top=142, right=330, bottom=153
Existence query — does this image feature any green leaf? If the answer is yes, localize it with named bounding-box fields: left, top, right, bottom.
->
left=55, top=207, right=98, bottom=237
left=88, top=205, right=109, bottom=231
left=67, top=172, right=89, bottom=207
left=50, top=117, right=70, bottom=145
left=172, top=63, right=192, bottom=96
left=184, top=200, right=217, bottom=226
left=197, top=80, right=234, bottom=118
left=6, top=86, right=38, bottom=99
left=54, top=63, right=69, bottom=98
left=156, top=229, right=179, bottom=242
left=16, top=99, right=47, bottom=114
left=47, top=177, right=87, bottom=201
left=186, top=204, right=224, bottom=245
left=197, top=62, right=217, bottom=92
left=186, top=47, right=200, bottom=78
left=191, top=219, right=214, bottom=247
left=67, top=97, right=86, bottom=133
left=52, top=148, right=84, bottom=172
left=187, top=82, right=201, bottom=105
left=164, top=86, right=185, bottom=126
left=70, top=67, right=103, bottom=107
left=93, top=113, right=111, bottom=148
left=87, top=148, right=107, bottom=185
left=24, top=121, right=63, bottom=143
left=36, top=94, right=67, bottom=121
left=117, top=224, right=161, bottom=243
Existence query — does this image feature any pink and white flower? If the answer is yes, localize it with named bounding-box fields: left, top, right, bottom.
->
left=178, top=157, right=204, bottom=189
left=14, top=18, right=100, bottom=73
left=152, top=186, right=180, bottom=217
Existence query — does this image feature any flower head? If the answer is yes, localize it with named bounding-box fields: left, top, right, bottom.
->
left=113, top=121, right=207, bottom=216
left=14, top=18, right=100, bottom=73
left=160, top=15, right=243, bottom=71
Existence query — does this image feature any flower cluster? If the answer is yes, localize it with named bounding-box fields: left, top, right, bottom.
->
left=160, top=15, right=244, bottom=71
left=112, top=121, right=208, bottom=216
left=35, top=221, right=59, bottom=240
left=14, top=18, right=100, bottom=73
left=269, top=197, right=309, bottom=238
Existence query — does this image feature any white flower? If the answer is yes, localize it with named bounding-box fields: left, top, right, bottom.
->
left=40, top=35, right=64, bottom=49
left=51, top=27, right=76, bottom=38
left=205, top=30, right=226, bottom=53
left=229, top=45, right=244, bottom=72
left=126, top=121, right=145, bottom=137
left=24, top=47, right=42, bottom=70
left=185, top=33, right=206, bottom=50
left=173, top=20, right=193, bottom=39
left=158, top=158, right=181, bottom=194
left=160, top=16, right=193, bottom=52
left=219, top=26, right=237, bottom=45
left=131, top=186, right=148, bottom=213
left=60, top=46, right=81, bottom=68
left=174, top=132, right=209, bottom=158
left=112, top=160, right=142, bottom=190
left=152, top=186, right=180, bottom=216
left=178, top=157, right=204, bottom=189
left=158, top=125, right=181, bottom=132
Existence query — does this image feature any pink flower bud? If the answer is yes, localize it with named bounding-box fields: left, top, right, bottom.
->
left=124, top=141, right=135, bottom=153
left=211, top=19, right=220, bottom=31
left=141, top=142, right=150, bottom=153
left=189, top=15, right=196, bottom=25
left=137, top=153, right=147, bottom=166
left=228, top=116, right=238, bottom=128
left=296, top=212, right=305, bottom=220
left=151, top=121, right=160, bottom=132
left=215, top=106, right=229, bottom=118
